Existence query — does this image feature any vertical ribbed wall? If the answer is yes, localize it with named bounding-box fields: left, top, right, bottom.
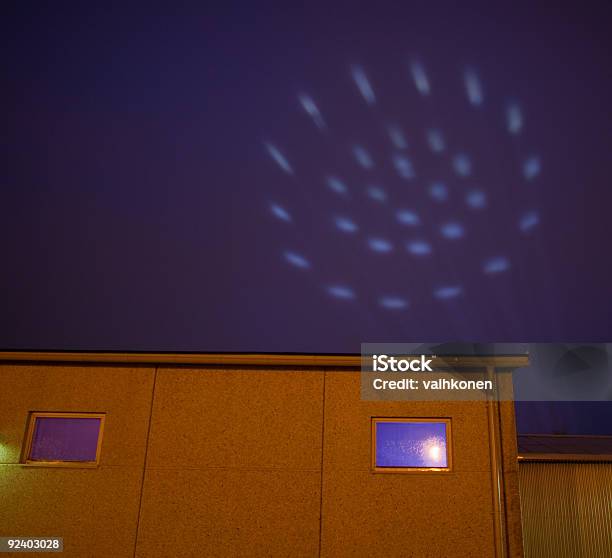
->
left=519, top=462, right=612, bottom=558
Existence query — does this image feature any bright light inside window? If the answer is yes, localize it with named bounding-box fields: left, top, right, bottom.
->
left=374, top=420, right=449, bottom=469
left=428, top=444, right=441, bottom=462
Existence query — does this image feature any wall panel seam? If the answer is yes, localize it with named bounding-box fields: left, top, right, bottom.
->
left=133, top=365, right=158, bottom=558
left=318, top=371, right=326, bottom=558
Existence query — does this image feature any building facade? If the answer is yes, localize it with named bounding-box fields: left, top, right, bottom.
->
left=1, top=353, right=525, bottom=557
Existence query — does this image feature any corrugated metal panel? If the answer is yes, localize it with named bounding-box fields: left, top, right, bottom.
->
left=519, top=462, right=612, bottom=558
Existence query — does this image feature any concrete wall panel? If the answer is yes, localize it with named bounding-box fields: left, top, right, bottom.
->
left=0, top=363, right=155, bottom=558
left=136, top=468, right=321, bottom=558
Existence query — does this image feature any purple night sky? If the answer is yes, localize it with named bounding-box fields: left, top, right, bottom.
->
left=2, top=3, right=611, bottom=357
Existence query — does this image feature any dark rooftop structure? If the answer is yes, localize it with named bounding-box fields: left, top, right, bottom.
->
left=518, top=435, right=612, bottom=460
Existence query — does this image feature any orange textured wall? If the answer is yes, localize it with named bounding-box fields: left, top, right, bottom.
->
left=0, top=361, right=522, bottom=557
left=0, top=363, right=156, bottom=558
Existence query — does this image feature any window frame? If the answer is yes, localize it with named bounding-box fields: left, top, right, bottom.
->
left=371, top=417, right=453, bottom=473
left=22, top=412, right=106, bottom=468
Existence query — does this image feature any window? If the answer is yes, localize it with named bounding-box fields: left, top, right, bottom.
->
left=372, top=418, right=452, bottom=472
left=22, top=412, right=105, bottom=466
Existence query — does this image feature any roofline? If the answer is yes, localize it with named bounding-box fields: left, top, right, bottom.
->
left=519, top=453, right=612, bottom=463
left=519, top=434, right=612, bottom=439
left=0, top=351, right=528, bottom=368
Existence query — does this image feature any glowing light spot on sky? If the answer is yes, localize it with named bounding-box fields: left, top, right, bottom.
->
left=353, top=145, right=374, bottom=169
left=335, top=216, right=358, bottom=233
left=387, top=124, right=408, bottom=149
left=483, top=256, right=510, bottom=274
left=351, top=64, right=375, bottom=105
left=452, top=154, right=471, bottom=177
left=440, top=222, right=465, bottom=239
left=393, top=154, right=415, bottom=179
left=368, top=238, right=393, bottom=253
left=506, top=102, right=523, bottom=135
left=523, top=156, right=541, bottom=180
left=327, top=285, right=356, bottom=300
left=519, top=210, right=539, bottom=232
left=265, top=143, right=293, bottom=174
left=426, top=129, right=445, bottom=153
left=407, top=240, right=432, bottom=256
left=466, top=190, right=486, bottom=209
left=396, top=210, right=420, bottom=226
left=284, top=251, right=310, bottom=269
left=367, top=186, right=387, bottom=202
left=429, top=182, right=448, bottom=202
left=379, top=296, right=409, bottom=310
left=410, top=60, right=430, bottom=96
left=270, top=203, right=291, bottom=222
left=326, top=176, right=348, bottom=195
left=298, top=93, right=325, bottom=129
left=434, top=285, right=463, bottom=300
left=464, top=68, right=483, bottom=106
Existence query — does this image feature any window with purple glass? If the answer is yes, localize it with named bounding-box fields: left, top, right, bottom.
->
left=372, top=418, right=452, bottom=472
left=24, top=413, right=105, bottom=465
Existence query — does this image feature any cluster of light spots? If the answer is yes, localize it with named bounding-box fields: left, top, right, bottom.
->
left=426, top=128, right=445, bottom=153
left=452, top=153, right=471, bottom=177
left=440, top=222, right=465, bottom=239
left=519, top=210, right=539, bottom=232
left=523, top=156, right=541, bottom=181
left=270, top=203, right=292, bottom=222
left=393, top=154, right=415, bottom=179
left=466, top=189, right=486, bottom=209
left=368, top=238, right=393, bottom=253
left=407, top=240, right=432, bottom=256
left=409, top=60, right=431, bottom=96
left=396, top=209, right=421, bottom=226
left=429, top=181, right=448, bottom=202
left=298, top=93, right=326, bottom=129
left=434, top=285, right=463, bottom=300
left=464, top=68, right=483, bottom=106
left=263, top=58, right=543, bottom=308
left=387, top=124, right=408, bottom=149
left=367, top=186, right=387, bottom=202
left=284, top=251, right=310, bottom=269
left=379, top=296, right=409, bottom=310
left=327, top=175, right=348, bottom=195
left=351, top=64, right=375, bottom=105
left=483, top=256, right=510, bottom=274
left=506, top=102, right=523, bottom=135
left=334, top=216, right=359, bottom=233
left=265, top=143, right=293, bottom=174
left=353, top=145, right=374, bottom=168
left=327, top=285, right=356, bottom=300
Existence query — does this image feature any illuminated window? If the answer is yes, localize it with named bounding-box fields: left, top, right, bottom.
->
left=22, top=412, right=105, bottom=466
left=372, top=418, right=451, bottom=472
